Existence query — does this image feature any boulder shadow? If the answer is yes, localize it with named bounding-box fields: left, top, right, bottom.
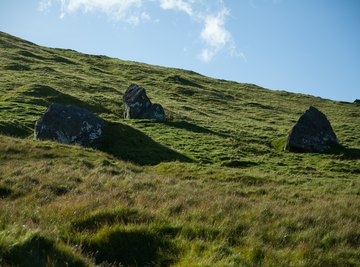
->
left=100, top=122, right=193, bottom=165
left=332, top=145, right=360, bottom=160
left=163, top=121, right=229, bottom=138
left=271, top=137, right=360, bottom=159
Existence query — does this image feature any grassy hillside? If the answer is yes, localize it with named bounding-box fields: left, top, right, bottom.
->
left=0, top=31, right=359, bottom=266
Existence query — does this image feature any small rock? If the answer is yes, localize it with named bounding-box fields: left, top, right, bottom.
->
left=34, top=103, right=106, bottom=148
left=285, top=106, right=338, bottom=153
left=123, top=84, right=166, bottom=121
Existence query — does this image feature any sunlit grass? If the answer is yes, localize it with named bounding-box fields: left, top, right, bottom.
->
left=0, top=31, right=359, bottom=266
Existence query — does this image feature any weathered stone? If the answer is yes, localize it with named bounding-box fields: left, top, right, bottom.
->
left=285, top=106, right=338, bottom=153
left=34, top=103, right=106, bottom=148
left=354, top=99, right=360, bottom=104
left=148, top=103, right=166, bottom=121
left=123, top=84, right=166, bottom=121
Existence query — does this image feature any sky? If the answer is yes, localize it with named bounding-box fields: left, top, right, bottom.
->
left=0, top=0, right=359, bottom=102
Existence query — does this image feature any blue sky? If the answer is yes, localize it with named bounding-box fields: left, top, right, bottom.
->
left=1, top=0, right=359, bottom=102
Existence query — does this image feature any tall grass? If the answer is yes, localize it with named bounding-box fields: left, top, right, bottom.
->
left=0, top=31, right=359, bottom=266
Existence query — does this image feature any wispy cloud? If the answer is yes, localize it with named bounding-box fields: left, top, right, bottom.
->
left=39, top=0, right=243, bottom=62
left=249, top=0, right=284, bottom=9
left=158, top=0, right=240, bottom=62
left=159, top=0, right=193, bottom=16
left=199, top=7, right=231, bottom=62
left=38, top=0, right=52, bottom=11
left=40, top=0, right=146, bottom=23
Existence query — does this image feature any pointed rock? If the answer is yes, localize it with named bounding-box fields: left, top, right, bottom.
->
left=123, top=84, right=166, bottom=121
left=34, top=103, right=106, bottom=148
left=285, top=106, right=338, bottom=153
left=354, top=99, right=360, bottom=104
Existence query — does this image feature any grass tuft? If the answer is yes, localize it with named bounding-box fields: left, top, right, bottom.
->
left=0, top=232, right=89, bottom=267
left=77, top=225, right=179, bottom=266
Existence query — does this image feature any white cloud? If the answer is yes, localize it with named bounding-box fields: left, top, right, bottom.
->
left=64, top=0, right=142, bottom=14
left=38, top=0, right=243, bottom=62
left=40, top=0, right=145, bottom=24
left=158, top=1, right=239, bottom=62
left=198, top=7, right=242, bottom=63
left=199, top=48, right=215, bottom=63
left=159, top=0, right=193, bottom=16
left=201, top=14, right=230, bottom=48
left=38, top=0, right=52, bottom=11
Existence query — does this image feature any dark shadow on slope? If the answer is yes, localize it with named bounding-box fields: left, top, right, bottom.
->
left=270, top=137, right=360, bottom=160
left=0, top=37, right=20, bottom=48
left=0, top=120, right=32, bottom=138
left=13, top=84, right=109, bottom=114
left=165, top=75, right=203, bottom=88
left=221, top=160, right=259, bottom=168
left=163, top=121, right=229, bottom=138
left=299, top=142, right=360, bottom=159
left=332, top=145, right=360, bottom=160
left=49, top=56, right=77, bottom=65
left=244, top=102, right=274, bottom=110
left=0, top=186, right=12, bottom=198
left=100, top=122, right=193, bottom=165
left=80, top=225, right=180, bottom=267
left=18, top=50, right=46, bottom=60
left=176, top=87, right=196, bottom=96
left=70, top=208, right=154, bottom=232
left=66, top=208, right=180, bottom=266
left=3, top=63, right=31, bottom=71
left=2, top=234, right=87, bottom=267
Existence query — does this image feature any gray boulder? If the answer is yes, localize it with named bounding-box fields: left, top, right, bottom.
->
left=285, top=106, right=338, bottom=153
left=354, top=99, right=360, bottom=104
left=123, top=84, right=166, bottom=121
left=35, top=103, right=106, bottom=148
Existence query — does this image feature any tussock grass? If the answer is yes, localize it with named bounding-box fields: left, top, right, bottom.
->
left=0, top=31, right=359, bottom=266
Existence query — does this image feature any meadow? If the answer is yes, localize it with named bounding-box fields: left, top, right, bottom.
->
left=0, top=31, right=359, bottom=266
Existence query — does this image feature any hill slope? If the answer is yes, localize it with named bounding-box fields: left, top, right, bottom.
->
left=0, top=31, right=359, bottom=266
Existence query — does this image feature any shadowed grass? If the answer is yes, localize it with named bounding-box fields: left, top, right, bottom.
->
left=70, top=208, right=153, bottom=232
left=74, top=225, right=180, bottom=266
left=0, top=232, right=89, bottom=267
left=100, top=122, right=193, bottom=165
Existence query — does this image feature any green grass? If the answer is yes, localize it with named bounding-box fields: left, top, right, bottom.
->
left=0, top=31, right=359, bottom=266
left=0, top=232, right=89, bottom=267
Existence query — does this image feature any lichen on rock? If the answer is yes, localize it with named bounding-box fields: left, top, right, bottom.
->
left=285, top=106, right=338, bottom=153
left=34, top=103, right=106, bottom=148
left=123, top=84, right=166, bottom=121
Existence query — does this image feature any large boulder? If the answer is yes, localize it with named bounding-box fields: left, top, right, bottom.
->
left=285, top=106, right=338, bottom=153
left=34, top=103, right=106, bottom=148
left=123, top=84, right=166, bottom=121
left=354, top=99, right=360, bottom=104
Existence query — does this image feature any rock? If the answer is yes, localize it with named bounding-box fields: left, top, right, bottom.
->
left=34, top=103, right=106, bottom=148
left=149, top=103, right=166, bottom=121
left=285, top=106, right=338, bottom=153
left=354, top=99, right=360, bottom=104
left=123, top=84, right=166, bottom=121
